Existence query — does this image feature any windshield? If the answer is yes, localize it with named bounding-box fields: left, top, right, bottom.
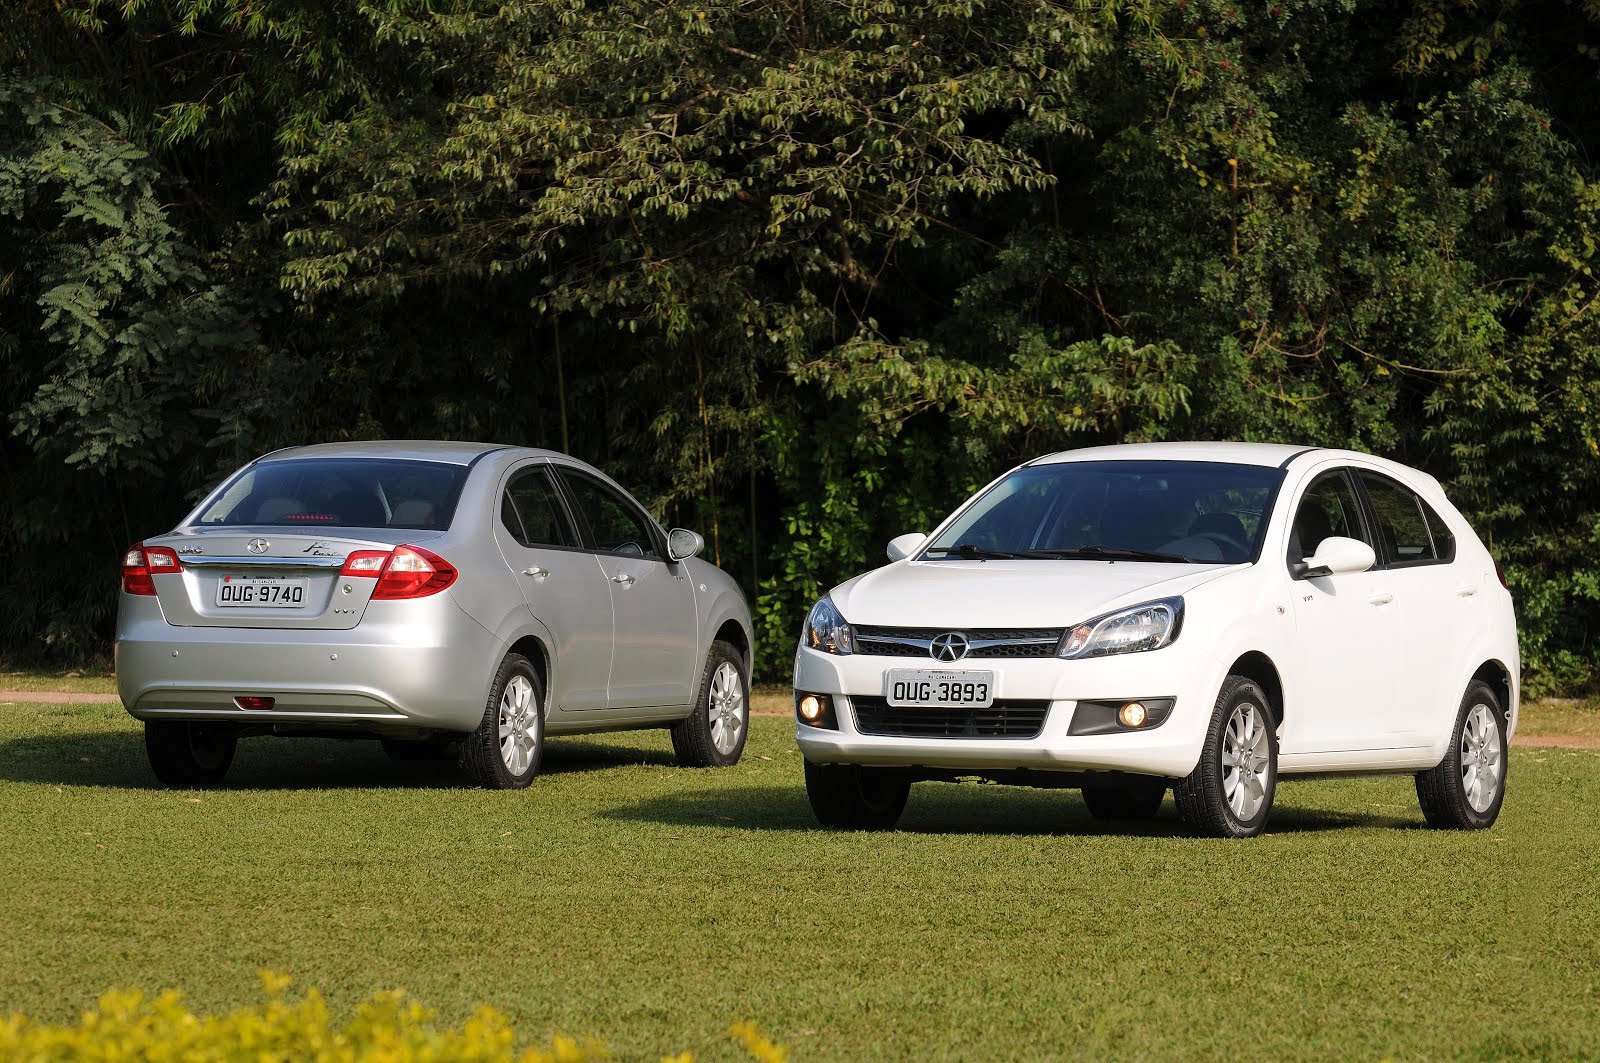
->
left=922, top=460, right=1285, bottom=564
left=193, top=458, right=470, bottom=531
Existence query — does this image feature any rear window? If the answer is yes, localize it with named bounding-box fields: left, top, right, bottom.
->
left=194, top=459, right=469, bottom=530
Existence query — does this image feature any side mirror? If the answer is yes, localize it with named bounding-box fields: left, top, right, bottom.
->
left=667, top=528, right=705, bottom=562
left=1294, top=536, right=1375, bottom=579
left=886, top=532, right=928, bottom=563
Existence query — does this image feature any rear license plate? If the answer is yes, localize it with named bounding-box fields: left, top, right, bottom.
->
left=885, top=669, right=996, bottom=708
left=215, top=577, right=309, bottom=608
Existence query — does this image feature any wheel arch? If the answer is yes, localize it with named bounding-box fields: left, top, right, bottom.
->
left=504, top=632, right=555, bottom=718
left=702, top=591, right=754, bottom=677
left=1471, top=657, right=1515, bottom=729
left=1227, top=651, right=1285, bottom=731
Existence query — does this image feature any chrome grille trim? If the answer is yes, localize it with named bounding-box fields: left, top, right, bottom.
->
left=853, top=626, right=1064, bottom=659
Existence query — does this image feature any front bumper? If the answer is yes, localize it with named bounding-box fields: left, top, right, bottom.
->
left=115, top=593, right=498, bottom=733
left=792, top=643, right=1226, bottom=779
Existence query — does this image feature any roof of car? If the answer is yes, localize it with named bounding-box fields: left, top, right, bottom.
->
left=256, top=441, right=549, bottom=466
left=1029, top=441, right=1318, bottom=468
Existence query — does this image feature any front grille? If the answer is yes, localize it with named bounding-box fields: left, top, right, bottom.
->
left=853, top=626, right=1064, bottom=659
left=850, top=696, right=1051, bottom=739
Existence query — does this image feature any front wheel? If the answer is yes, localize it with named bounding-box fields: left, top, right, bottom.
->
left=1174, top=676, right=1278, bottom=838
left=1415, top=680, right=1507, bottom=830
left=460, top=653, right=544, bottom=790
left=144, top=721, right=237, bottom=787
left=804, top=761, right=910, bottom=830
left=670, top=641, right=749, bottom=767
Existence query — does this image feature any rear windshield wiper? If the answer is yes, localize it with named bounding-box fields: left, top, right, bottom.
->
left=1038, top=545, right=1194, bottom=563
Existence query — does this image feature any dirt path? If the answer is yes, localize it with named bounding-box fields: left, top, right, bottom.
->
left=4, top=690, right=1593, bottom=748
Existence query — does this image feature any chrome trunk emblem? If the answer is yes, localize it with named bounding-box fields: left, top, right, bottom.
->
left=246, top=537, right=271, bottom=554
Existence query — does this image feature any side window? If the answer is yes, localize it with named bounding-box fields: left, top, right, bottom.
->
left=559, top=472, right=661, bottom=560
left=1287, top=471, right=1369, bottom=566
left=1420, top=500, right=1456, bottom=563
left=501, top=468, right=576, bottom=549
left=1359, top=472, right=1442, bottom=566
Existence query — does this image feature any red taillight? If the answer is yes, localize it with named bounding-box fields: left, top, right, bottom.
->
left=1494, top=560, right=1509, bottom=589
left=122, top=543, right=180, bottom=595
left=340, top=545, right=457, bottom=600
left=234, top=696, right=275, bottom=710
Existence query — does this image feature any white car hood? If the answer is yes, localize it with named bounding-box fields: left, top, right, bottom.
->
left=831, top=559, right=1242, bottom=628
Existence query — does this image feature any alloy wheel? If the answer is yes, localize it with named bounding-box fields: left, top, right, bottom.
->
left=708, top=661, right=746, bottom=756
left=1460, top=702, right=1503, bottom=814
left=1221, top=701, right=1270, bottom=821
left=498, top=673, right=538, bottom=775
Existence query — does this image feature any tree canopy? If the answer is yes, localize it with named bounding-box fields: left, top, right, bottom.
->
left=3, top=0, right=1598, bottom=687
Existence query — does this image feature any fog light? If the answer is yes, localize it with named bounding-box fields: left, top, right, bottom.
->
left=795, top=692, right=836, bottom=729
left=234, top=696, right=274, bottom=710
left=1118, top=701, right=1148, bottom=728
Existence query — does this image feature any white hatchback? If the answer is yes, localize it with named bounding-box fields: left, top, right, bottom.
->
left=792, top=442, right=1518, bottom=837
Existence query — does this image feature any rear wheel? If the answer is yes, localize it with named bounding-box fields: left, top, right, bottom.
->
left=144, top=721, right=237, bottom=787
left=460, top=653, right=544, bottom=790
left=670, top=641, right=749, bottom=767
left=804, top=761, right=910, bottom=830
left=1415, top=680, right=1507, bottom=830
left=1082, top=779, right=1167, bottom=821
left=1174, top=676, right=1277, bottom=838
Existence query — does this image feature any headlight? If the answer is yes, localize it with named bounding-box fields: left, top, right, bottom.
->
left=802, top=596, right=855, bottom=655
left=1058, top=597, right=1184, bottom=659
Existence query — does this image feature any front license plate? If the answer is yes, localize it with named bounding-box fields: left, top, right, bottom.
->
left=884, top=669, right=996, bottom=709
left=215, top=576, right=309, bottom=608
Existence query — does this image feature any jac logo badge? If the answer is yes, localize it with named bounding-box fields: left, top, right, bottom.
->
left=930, top=632, right=971, bottom=662
left=246, top=538, right=271, bottom=554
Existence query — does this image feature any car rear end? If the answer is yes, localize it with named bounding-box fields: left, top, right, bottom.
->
left=116, top=450, right=499, bottom=735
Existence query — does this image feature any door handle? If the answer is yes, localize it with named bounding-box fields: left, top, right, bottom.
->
left=610, top=573, right=635, bottom=586
left=1368, top=592, right=1393, bottom=606
left=1456, top=586, right=1478, bottom=598
left=522, top=566, right=549, bottom=579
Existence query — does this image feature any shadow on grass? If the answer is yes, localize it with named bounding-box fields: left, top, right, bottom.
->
left=0, top=729, right=675, bottom=791
left=603, top=782, right=1411, bottom=837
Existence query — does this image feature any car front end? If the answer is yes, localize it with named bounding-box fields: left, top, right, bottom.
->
left=793, top=584, right=1237, bottom=782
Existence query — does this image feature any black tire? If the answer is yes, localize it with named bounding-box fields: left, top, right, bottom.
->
left=1082, top=779, right=1167, bottom=821
left=144, top=720, right=237, bottom=787
left=1415, top=679, right=1507, bottom=830
left=804, top=761, right=910, bottom=830
left=670, top=640, right=749, bottom=768
left=1174, top=676, right=1278, bottom=839
left=460, top=653, right=544, bottom=790
left=380, top=736, right=453, bottom=762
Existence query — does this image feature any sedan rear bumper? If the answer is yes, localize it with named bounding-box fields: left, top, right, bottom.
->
left=115, top=594, right=497, bottom=733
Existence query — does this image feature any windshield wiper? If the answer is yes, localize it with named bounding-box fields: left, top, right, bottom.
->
left=922, top=543, right=1024, bottom=560
left=1038, top=545, right=1194, bottom=563
left=923, top=543, right=1194, bottom=563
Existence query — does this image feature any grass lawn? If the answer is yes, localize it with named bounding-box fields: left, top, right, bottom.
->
left=1515, top=698, right=1600, bottom=746
left=0, top=668, right=118, bottom=696
left=0, top=699, right=1595, bottom=1060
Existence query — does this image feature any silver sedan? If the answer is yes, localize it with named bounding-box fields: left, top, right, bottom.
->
left=116, top=441, right=754, bottom=789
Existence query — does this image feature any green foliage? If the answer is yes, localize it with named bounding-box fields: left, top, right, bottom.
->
left=2, top=0, right=1599, bottom=689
